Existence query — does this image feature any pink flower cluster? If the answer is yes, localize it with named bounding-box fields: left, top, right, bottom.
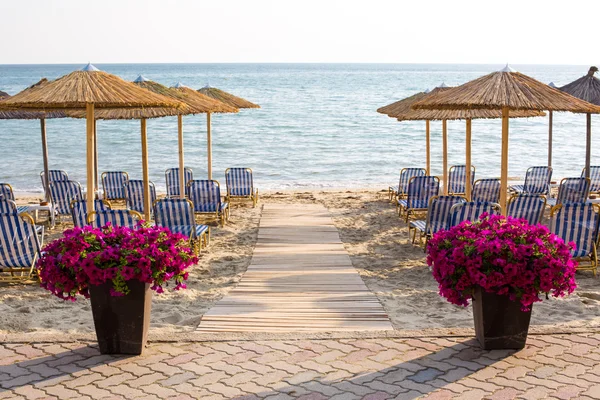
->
left=37, top=223, right=198, bottom=301
left=426, top=214, right=577, bottom=311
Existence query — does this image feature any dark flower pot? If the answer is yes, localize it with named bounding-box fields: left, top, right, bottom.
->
left=89, top=280, right=152, bottom=355
left=472, top=287, right=532, bottom=350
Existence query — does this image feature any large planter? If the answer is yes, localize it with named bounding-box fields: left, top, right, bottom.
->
left=472, top=287, right=532, bottom=350
left=89, top=280, right=152, bottom=355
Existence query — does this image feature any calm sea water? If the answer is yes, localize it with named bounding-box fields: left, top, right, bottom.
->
left=0, top=63, right=598, bottom=194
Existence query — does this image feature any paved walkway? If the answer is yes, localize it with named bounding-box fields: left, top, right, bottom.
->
left=198, top=204, right=393, bottom=332
left=2, top=333, right=600, bottom=399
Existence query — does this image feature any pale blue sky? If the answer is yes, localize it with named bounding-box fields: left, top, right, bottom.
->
left=0, top=0, right=596, bottom=64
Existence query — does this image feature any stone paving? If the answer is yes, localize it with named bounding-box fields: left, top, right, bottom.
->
left=1, top=333, right=600, bottom=399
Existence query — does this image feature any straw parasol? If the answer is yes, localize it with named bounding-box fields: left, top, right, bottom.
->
left=558, top=67, right=600, bottom=177
left=413, top=65, right=600, bottom=212
left=197, top=85, right=260, bottom=179
left=132, top=76, right=238, bottom=192
left=378, top=85, right=544, bottom=198
left=0, top=80, right=70, bottom=200
left=0, top=63, right=186, bottom=216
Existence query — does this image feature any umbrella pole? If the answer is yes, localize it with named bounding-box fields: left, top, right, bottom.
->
left=465, top=119, right=472, bottom=201
left=86, top=103, right=95, bottom=213
left=178, top=114, right=185, bottom=199
left=40, top=118, right=50, bottom=201
left=426, top=120, right=431, bottom=174
left=140, top=118, right=151, bottom=221
left=586, top=113, right=592, bottom=178
left=442, top=120, right=448, bottom=195
left=500, top=107, right=509, bottom=215
left=207, top=112, right=212, bottom=180
left=548, top=111, right=553, bottom=167
left=94, top=119, right=99, bottom=193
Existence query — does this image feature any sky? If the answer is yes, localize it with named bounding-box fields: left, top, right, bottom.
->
left=0, top=0, right=597, bottom=65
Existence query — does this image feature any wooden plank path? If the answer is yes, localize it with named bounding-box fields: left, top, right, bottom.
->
left=197, top=204, right=393, bottom=332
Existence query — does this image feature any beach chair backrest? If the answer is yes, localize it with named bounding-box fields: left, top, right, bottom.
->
left=398, top=168, right=427, bottom=196
left=523, top=166, right=552, bottom=194
left=101, top=171, right=129, bottom=200
left=407, top=176, right=440, bottom=208
left=471, top=179, right=501, bottom=203
left=49, top=180, right=83, bottom=215
left=582, top=166, right=600, bottom=193
left=125, top=180, right=157, bottom=214
left=225, top=168, right=254, bottom=197
left=0, top=212, right=41, bottom=268
left=507, top=194, right=546, bottom=225
left=40, top=170, right=69, bottom=188
left=448, top=201, right=502, bottom=228
left=165, top=168, right=193, bottom=198
left=154, top=198, right=196, bottom=230
left=556, top=177, right=590, bottom=205
left=0, top=199, right=18, bottom=214
left=70, top=199, right=110, bottom=228
left=426, top=195, right=466, bottom=235
left=448, top=165, right=476, bottom=194
left=188, top=180, right=223, bottom=213
left=550, top=203, right=600, bottom=258
left=89, top=210, right=141, bottom=229
left=0, top=183, right=15, bottom=202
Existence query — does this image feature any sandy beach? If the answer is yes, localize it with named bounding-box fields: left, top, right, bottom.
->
left=1, top=189, right=600, bottom=337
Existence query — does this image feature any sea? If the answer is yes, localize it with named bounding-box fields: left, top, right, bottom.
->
left=0, top=63, right=598, bottom=194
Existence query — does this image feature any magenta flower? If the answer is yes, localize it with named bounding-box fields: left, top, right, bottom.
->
left=36, top=222, right=198, bottom=300
left=427, top=214, right=577, bottom=311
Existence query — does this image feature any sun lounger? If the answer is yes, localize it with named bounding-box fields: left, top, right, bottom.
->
left=448, top=165, right=476, bottom=195
left=0, top=212, right=43, bottom=282
left=546, top=177, right=590, bottom=208
left=509, top=166, right=552, bottom=195
left=188, top=180, right=230, bottom=226
left=397, top=176, right=440, bottom=223
left=448, top=201, right=501, bottom=227
left=88, top=209, right=142, bottom=229
left=49, top=180, right=83, bottom=222
left=582, top=166, right=600, bottom=195
left=507, top=194, right=546, bottom=225
left=154, top=198, right=210, bottom=253
left=549, top=202, right=600, bottom=275
left=70, top=199, right=111, bottom=228
left=125, top=179, right=157, bottom=216
left=471, top=179, right=501, bottom=203
left=101, top=171, right=129, bottom=201
left=225, top=168, right=258, bottom=207
left=409, top=195, right=466, bottom=245
left=0, top=184, right=28, bottom=214
left=165, top=168, right=193, bottom=199
left=388, top=168, right=427, bottom=201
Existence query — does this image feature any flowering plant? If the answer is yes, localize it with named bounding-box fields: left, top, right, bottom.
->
left=427, top=214, right=577, bottom=310
left=37, top=223, right=198, bottom=301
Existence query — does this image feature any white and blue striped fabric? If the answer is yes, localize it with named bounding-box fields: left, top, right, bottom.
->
left=188, top=180, right=228, bottom=213
left=154, top=198, right=207, bottom=240
left=125, top=180, right=157, bottom=214
left=40, top=170, right=69, bottom=189
left=225, top=168, right=255, bottom=197
left=547, top=177, right=591, bottom=207
left=0, top=212, right=42, bottom=274
left=448, top=201, right=501, bottom=228
left=0, top=199, right=17, bottom=214
left=0, top=185, right=28, bottom=214
left=390, top=168, right=427, bottom=198
left=49, top=180, right=83, bottom=216
left=448, top=165, right=476, bottom=195
left=471, top=179, right=501, bottom=203
left=101, top=171, right=129, bottom=200
left=398, top=176, right=440, bottom=210
left=549, top=203, right=599, bottom=259
left=582, top=166, right=600, bottom=193
left=0, top=183, right=14, bottom=202
left=90, top=210, right=140, bottom=229
left=165, top=168, right=193, bottom=198
left=70, top=199, right=110, bottom=228
left=507, top=194, right=546, bottom=225
left=410, top=195, right=466, bottom=238
left=510, top=166, right=552, bottom=195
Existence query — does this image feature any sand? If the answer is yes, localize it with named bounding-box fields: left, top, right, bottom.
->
left=1, top=190, right=600, bottom=337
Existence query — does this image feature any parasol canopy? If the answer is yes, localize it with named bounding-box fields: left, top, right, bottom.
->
left=197, top=85, right=260, bottom=109
left=559, top=67, right=600, bottom=107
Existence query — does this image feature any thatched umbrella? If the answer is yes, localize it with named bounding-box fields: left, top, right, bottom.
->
left=0, top=64, right=185, bottom=217
left=131, top=76, right=237, bottom=194
left=558, top=67, right=600, bottom=178
left=379, top=85, right=544, bottom=198
left=197, top=85, right=260, bottom=179
left=413, top=65, right=600, bottom=212
left=0, top=80, right=69, bottom=200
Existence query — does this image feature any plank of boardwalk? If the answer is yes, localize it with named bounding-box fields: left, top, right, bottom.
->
left=197, top=203, right=393, bottom=332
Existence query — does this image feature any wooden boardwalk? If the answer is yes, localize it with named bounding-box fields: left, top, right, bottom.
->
left=197, top=204, right=393, bottom=332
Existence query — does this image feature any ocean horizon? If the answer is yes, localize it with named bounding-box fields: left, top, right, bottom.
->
left=1, top=63, right=598, bottom=194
